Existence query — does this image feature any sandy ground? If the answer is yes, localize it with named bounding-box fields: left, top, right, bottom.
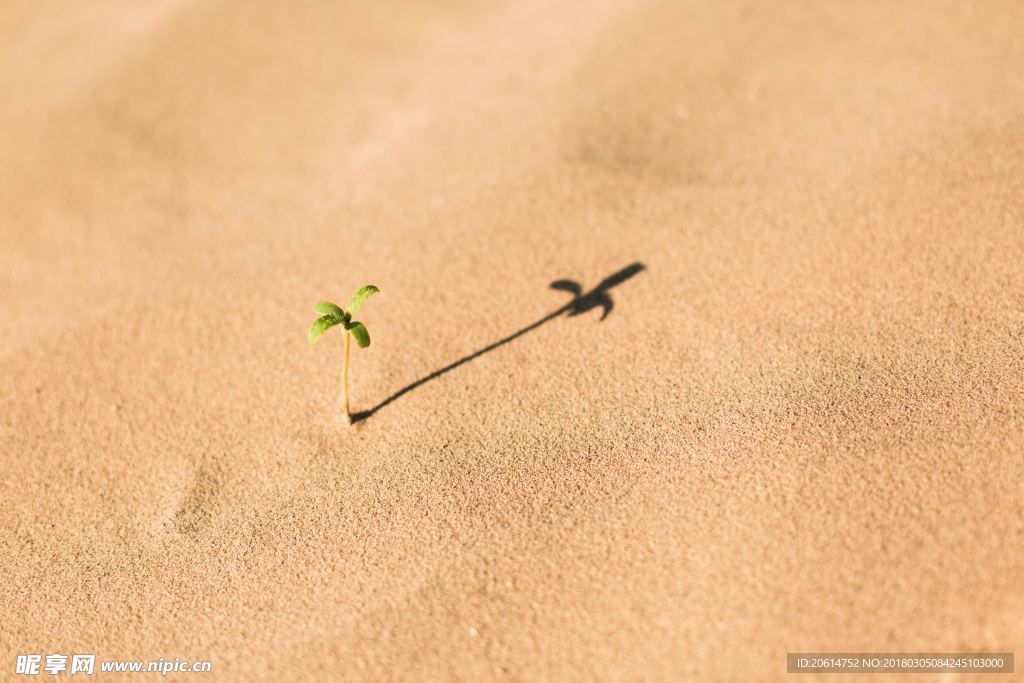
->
left=2, top=1, right=1023, bottom=680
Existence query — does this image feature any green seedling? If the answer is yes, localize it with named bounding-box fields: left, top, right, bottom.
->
left=308, top=284, right=380, bottom=421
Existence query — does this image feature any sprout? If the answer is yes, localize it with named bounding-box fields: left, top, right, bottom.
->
left=308, top=284, right=380, bottom=422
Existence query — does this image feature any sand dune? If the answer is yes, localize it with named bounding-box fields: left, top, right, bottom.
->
left=2, top=1, right=1022, bottom=680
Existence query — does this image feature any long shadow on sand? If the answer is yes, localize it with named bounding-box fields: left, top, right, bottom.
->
left=351, top=262, right=645, bottom=423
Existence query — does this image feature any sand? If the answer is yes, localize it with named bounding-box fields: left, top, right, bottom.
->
left=2, top=0, right=1023, bottom=680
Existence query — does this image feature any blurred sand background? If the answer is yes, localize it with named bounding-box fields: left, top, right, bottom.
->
left=2, top=0, right=1023, bottom=680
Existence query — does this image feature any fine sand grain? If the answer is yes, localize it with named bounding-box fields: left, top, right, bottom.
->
left=2, top=1, right=1023, bottom=680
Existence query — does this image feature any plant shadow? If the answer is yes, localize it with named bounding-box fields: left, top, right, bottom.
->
left=351, top=262, right=645, bottom=423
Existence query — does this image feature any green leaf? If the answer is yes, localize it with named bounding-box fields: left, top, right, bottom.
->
left=347, top=321, right=370, bottom=348
left=314, top=301, right=345, bottom=317
left=308, top=314, right=342, bottom=344
left=346, top=285, right=379, bottom=315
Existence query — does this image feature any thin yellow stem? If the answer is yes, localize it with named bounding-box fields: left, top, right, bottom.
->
left=342, top=332, right=351, bottom=420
